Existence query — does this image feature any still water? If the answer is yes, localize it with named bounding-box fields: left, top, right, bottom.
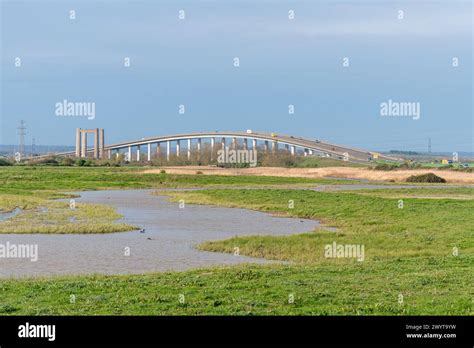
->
left=0, top=190, right=317, bottom=278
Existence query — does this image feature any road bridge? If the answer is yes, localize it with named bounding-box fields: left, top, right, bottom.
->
left=30, top=130, right=400, bottom=163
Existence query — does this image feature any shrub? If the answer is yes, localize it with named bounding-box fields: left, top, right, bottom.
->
left=196, top=171, right=203, bottom=174
left=61, top=157, right=75, bottom=166
left=260, top=153, right=299, bottom=167
left=30, top=157, right=59, bottom=165
left=75, top=158, right=87, bottom=167
left=406, top=173, right=446, bottom=183
left=160, top=169, right=166, bottom=174
left=374, top=163, right=398, bottom=171
left=0, top=158, right=12, bottom=166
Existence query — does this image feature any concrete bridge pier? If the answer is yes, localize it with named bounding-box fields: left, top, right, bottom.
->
left=157, top=143, right=161, bottom=158
left=197, top=138, right=201, bottom=152
left=99, top=129, right=104, bottom=159
left=197, top=139, right=201, bottom=159
left=243, top=138, right=248, bottom=150
left=264, top=141, right=269, bottom=153
left=75, top=128, right=81, bottom=157
left=252, top=139, right=257, bottom=150
left=128, top=146, right=131, bottom=162
left=93, top=128, right=99, bottom=159
left=166, top=141, right=170, bottom=161
left=210, top=138, right=215, bottom=160
left=81, top=132, right=87, bottom=158
left=187, top=139, right=191, bottom=160
left=232, top=137, right=237, bottom=150
left=291, top=145, right=295, bottom=156
left=272, top=141, right=277, bottom=153
left=221, top=137, right=226, bottom=150
left=147, top=143, right=151, bottom=161
left=136, top=146, right=140, bottom=161
left=176, top=140, right=180, bottom=157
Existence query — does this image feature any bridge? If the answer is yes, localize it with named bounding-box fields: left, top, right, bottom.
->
left=63, top=129, right=398, bottom=163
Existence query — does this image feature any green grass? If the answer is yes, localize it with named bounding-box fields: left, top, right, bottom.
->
left=0, top=200, right=136, bottom=233
left=341, top=187, right=474, bottom=200
left=162, top=189, right=473, bottom=261
left=0, top=166, right=472, bottom=314
left=0, top=257, right=471, bottom=315
left=0, top=166, right=357, bottom=193
left=0, top=166, right=353, bottom=233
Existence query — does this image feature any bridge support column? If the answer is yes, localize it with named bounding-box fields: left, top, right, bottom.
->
left=291, top=145, right=295, bottom=156
left=210, top=138, right=215, bottom=160
left=157, top=143, right=161, bottom=158
left=107, top=149, right=111, bottom=159
left=309, top=149, right=313, bottom=155
left=128, top=146, right=131, bottom=161
left=75, top=128, right=81, bottom=157
left=81, top=131, right=87, bottom=158
left=197, top=139, right=201, bottom=159
left=243, top=138, right=248, bottom=150
left=166, top=141, right=170, bottom=161
left=272, top=141, right=277, bottom=153
left=252, top=139, right=257, bottom=150
left=232, top=137, right=237, bottom=150
left=99, top=129, right=105, bottom=159
left=187, top=139, right=191, bottom=160
left=176, top=140, right=180, bottom=157
left=221, top=138, right=226, bottom=150
left=93, top=128, right=99, bottom=159
left=264, top=141, right=268, bottom=153
left=147, top=143, right=151, bottom=161
left=304, top=149, right=308, bottom=157
left=136, top=146, right=140, bottom=162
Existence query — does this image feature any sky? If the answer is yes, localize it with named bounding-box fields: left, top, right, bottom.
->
left=0, top=0, right=472, bottom=152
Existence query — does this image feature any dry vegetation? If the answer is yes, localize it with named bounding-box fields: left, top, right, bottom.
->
left=143, top=166, right=474, bottom=184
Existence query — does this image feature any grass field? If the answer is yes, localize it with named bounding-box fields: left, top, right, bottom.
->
left=163, top=188, right=474, bottom=261
left=0, top=257, right=471, bottom=315
left=0, top=166, right=351, bottom=233
left=0, top=166, right=356, bottom=193
left=0, top=166, right=472, bottom=315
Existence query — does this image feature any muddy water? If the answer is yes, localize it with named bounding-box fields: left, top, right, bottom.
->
left=0, top=190, right=317, bottom=278
left=0, top=208, right=22, bottom=222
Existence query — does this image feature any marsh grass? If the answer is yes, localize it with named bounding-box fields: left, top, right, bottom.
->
left=0, top=167, right=472, bottom=314
left=0, top=257, right=471, bottom=315
left=0, top=199, right=136, bottom=233
left=0, top=166, right=356, bottom=192
left=160, top=189, right=474, bottom=262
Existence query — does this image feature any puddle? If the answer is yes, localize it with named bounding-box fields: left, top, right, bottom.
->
left=0, top=208, right=22, bottom=222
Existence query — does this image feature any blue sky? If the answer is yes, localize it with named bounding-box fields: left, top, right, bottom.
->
left=1, top=0, right=472, bottom=152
